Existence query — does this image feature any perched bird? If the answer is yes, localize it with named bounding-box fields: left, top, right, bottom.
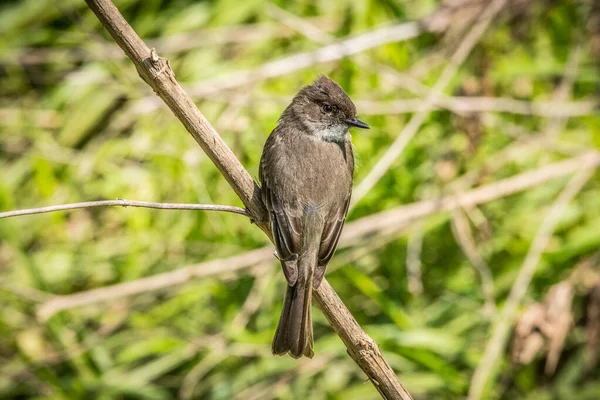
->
left=259, top=75, right=369, bottom=358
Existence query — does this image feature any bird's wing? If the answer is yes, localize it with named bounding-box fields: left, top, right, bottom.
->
left=313, top=194, right=351, bottom=289
left=259, top=139, right=302, bottom=286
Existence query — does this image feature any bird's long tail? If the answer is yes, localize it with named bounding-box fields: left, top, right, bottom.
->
left=272, top=209, right=321, bottom=358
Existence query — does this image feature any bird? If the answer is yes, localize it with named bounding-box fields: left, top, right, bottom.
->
left=259, top=75, right=369, bottom=358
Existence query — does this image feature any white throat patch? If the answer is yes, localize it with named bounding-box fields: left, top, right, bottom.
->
left=307, top=122, right=348, bottom=143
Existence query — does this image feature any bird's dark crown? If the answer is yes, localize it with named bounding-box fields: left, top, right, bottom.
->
left=295, top=75, right=357, bottom=119
left=277, top=75, right=368, bottom=141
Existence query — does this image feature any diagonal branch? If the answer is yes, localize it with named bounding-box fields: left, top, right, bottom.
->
left=83, top=0, right=411, bottom=398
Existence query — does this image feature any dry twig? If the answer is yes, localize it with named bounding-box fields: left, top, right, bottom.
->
left=0, top=199, right=249, bottom=220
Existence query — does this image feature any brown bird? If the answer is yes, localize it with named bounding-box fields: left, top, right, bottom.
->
left=259, top=75, right=369, bottom=358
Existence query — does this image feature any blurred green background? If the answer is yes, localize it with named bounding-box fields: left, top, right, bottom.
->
left=1, top=0, right=599, bottom=399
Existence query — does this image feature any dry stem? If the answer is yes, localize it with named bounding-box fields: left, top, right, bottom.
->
left=81, top=0, right=411, bottom=398
left=0, top=200, right=249, bottom=219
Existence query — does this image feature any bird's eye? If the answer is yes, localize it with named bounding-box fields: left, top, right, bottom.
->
left=322, top=104, right=333, bottom=113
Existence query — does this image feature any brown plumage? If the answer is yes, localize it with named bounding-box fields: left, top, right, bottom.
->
left=259, top=75, right=369, bottom=358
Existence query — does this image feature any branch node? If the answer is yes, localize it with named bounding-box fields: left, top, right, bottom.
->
left=150, top=47, right=159, bottom=63
left=145, top=47, right=171, bottom=80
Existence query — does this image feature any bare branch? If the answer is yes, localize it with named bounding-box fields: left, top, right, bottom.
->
left=0, top=279, right=52, bottom=303
left=351, top=0, right=508, bottom=208
left=0, top=199, right=250, bottom=220
left=81, top=1, right=411, bottom=398
left=188, top=94, right=598, bottom=119
left=184, top=0, right=494, bottom=98
left=467, top=164, right=597, bottom=400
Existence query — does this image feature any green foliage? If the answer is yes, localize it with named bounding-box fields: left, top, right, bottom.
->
left=1, top=0, right=599, bottom=399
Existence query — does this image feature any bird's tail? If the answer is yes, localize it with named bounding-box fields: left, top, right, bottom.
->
left=272, top=208, right=321, bottom=358
left=272, top=281, right=314, bottom=358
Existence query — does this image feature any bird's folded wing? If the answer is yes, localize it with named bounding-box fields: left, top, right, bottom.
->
left=260, top=169, right=302, bottom=286
left=313, top=195, right=351, bottom=289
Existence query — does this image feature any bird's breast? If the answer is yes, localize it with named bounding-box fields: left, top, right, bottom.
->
left=274, top=134, right=353, bottom=207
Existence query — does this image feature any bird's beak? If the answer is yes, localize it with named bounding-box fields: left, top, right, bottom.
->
left=345, top=118, right=370, bottom=129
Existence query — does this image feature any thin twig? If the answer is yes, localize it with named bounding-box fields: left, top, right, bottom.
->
left=184, top=0, right=487, bottom=98
left=351, top=0, right=508, bottom=208
left=37, top=152, right=600, bottom=318
left=347, top=151, right=600, bottom=243
left=467, top=165, right=596, bottom=400
left=0, top=199, right=250, bottom=219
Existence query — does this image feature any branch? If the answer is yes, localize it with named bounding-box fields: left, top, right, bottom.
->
left=0, top=199, right=250, bottom=219
left=265, top=3, right=437, bottom=100
left=37, top=151, right=600, bottom=318
left=346, top=151, right=600, bottom=241
left=83, top=0, right=410, bottom=398
left=467, top=164, right=597, bottom=400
